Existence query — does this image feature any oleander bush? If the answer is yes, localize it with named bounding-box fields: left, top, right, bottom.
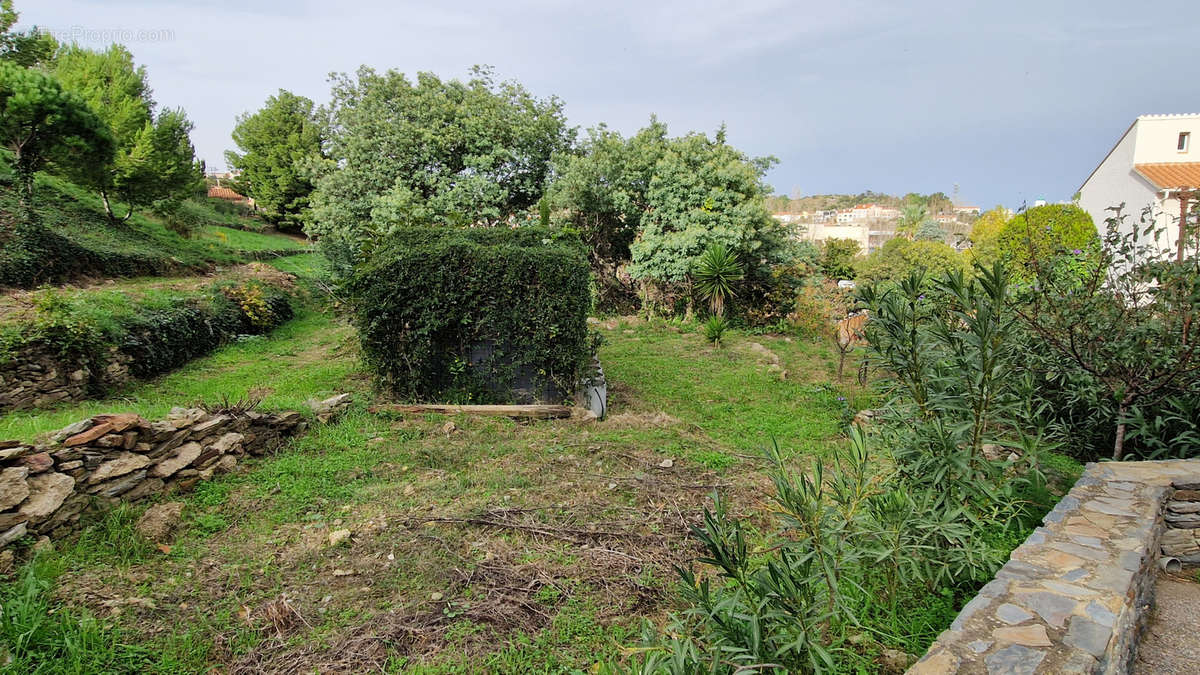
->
left=348, top=226, right=592, bottom=403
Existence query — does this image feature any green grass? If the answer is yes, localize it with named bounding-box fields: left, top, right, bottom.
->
left=0, top=317, right=869, bottom=673
left=601, top=319, right=850, bottom=460
left=266, top=252, right=329, bottom=279
left=200, top=226, right=309, bottom=252
left=0, top=306, right=359, bottom=440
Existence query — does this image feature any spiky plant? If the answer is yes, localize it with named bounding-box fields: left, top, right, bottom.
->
left=693, top=242, right=743, bottom=317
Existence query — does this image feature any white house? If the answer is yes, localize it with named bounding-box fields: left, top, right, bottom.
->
left=1078, top=113, right=1200, bottom=258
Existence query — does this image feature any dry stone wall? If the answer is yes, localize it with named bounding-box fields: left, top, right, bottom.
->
left=0, top=344, right=131, bottom=412
left=908, top=459, right=1200, bottom=675
left=0, top=394, right=351, bottom=552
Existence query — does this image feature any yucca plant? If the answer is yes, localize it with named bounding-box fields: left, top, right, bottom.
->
left=703, top=315, right=728, bottom=347
left=693, top=242, right=743, bottom=317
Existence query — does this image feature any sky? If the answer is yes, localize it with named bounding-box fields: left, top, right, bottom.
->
left=15, top=0, right=1200, bottom=209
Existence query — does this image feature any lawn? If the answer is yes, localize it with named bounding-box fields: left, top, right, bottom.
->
left=200, top=226, right=311, bottom=252
left=0, top=314, right=861, bottom=673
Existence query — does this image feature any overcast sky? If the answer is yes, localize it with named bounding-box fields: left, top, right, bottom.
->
left=16, top=0, right=1200, bottom=208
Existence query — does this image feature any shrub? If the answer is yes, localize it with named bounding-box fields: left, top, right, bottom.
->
left=703, top=315, right=728, bottom=346
left=856, top=237, right=968, bottom=284
left=996, top=203, right=1098, bottom=278
left=348, top=226, right=592, bottom=403
left=692, top=242, right=742, bottom=317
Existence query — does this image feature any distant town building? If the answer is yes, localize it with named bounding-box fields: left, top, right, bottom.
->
left=1078, top=113, right=1200, bottom=257
left=953, top=205, right=981, bottom=216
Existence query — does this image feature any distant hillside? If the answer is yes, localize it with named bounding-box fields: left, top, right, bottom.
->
left=0, top=162, right=308, bottom=288
left=767, top=190, right=959, bottom=214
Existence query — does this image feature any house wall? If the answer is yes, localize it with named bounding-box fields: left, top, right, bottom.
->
left=1078, top=123, right=1161, bottom=244
left=1131, top=115, right=1198, bottom=164
left=799, top=222, right=870, bottom=252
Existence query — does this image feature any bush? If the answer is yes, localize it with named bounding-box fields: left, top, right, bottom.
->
left=997, top=204, right=1098, bottom=277
left=856, top=237, right=968, bottom=284
left=348, top=226, right=592, bottom=403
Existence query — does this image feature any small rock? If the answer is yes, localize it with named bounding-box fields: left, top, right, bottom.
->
left=328, top=528, right=351, bottom=547
left=0, top=522, right=26, bottom=547
left=879, top=648, right=915, bottom=672
left=430, top=592, right=444, bottom=601
left=30, top=536, right=52, bottom=554
left=88, top=452, right=150, bottom=485
left=51, top=419, right=93, bottom=443
left=441, top=422, right=457, bottom=435
left=331, top=569, right=356, bottom=577
left=135, top=502, right=185, bottom=542
left=658, top=458, right=674, bottom=468
left=19, top=452, right=54, bottom=474
left=0, top=549, right=13, bottom=572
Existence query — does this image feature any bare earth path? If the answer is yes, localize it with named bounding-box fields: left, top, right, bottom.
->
left=1135, top=572, right=1200, bottom=674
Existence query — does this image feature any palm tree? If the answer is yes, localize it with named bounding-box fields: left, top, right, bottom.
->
left=693, top=242, right=743, bottom=317
left=897, top=204, right=928, bottom=238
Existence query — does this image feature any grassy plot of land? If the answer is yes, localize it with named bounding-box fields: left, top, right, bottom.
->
left=200, top=226, right=310, bottom=252
left=0, top=319, right=860, bottom=673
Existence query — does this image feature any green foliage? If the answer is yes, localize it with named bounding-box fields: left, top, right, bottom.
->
left=628, top=130, right=785, bottom=290
left=966, top=206, right=1008, bottom=265
left=617, top=429, right=1046, bottom=674
left=817, top=237, right=860, bottom=279
left=52, top=44, right=201, bottom=224
left=347, top=226, right=592, bottom=403
left=547, top=120, right=669, bottom=310
left=0, top=556, right=160, bottom=673
left=996, top=204, right=1098, bottom=277
left=692, top=242, right=743, bottom=317
left=0, top=1, right=56, bottom=67
left=0, top=60, right=114, bottom=215
left=308, top=65, right=572, bottom=264
left=856, top=237, right=968, bottom=284
left=1015, top=207, right=1200, bottom=460
left=225, top=89, right=322, bottom=231
left=915, top=219, right=946, bottom=242
left=2, top=280, right=292, bottom=386
left=702, top=315, right=729, bottom=347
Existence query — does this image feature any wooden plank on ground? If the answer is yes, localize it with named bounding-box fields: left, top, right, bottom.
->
left=368, top=403, right=572, bottom=420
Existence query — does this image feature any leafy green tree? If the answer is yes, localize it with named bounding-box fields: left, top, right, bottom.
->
left=627, top=129, right=785, bottom=290
left=0, top=1, right=56, bottom=67
left=857, top=237, right=968, bottom=284
left=547, top=119, right=668, bottom=302
left=225, top=89, right=323, bottom=231
left=896, top=203, right=927, bottom=238
left=52, top=44, right=199, bottom=223
left=997, top=204, right=1098, bottom=276
left=966, top=206, right=1008, bottom=265
left=818, top=237, right=860, bottom=279
left=915, top=219, right=946, bottom=242
left=0, top=61, right=114, bottom=219
left=308, top=65, right=573, bottom=264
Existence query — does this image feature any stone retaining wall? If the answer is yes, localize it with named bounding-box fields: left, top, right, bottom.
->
left=0, top=344, right=131, bottom=412
left=0, top=394, right=351, bottom=553
left=908, top=459, right=1200, bottom=675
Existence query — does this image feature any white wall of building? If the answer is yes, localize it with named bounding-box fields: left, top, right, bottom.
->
left=1131, top=114, right=1198, bottom=164
left=1079, top=116, right=1189, bottom=254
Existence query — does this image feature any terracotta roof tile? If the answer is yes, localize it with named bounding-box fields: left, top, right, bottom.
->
left=1133, top=163, right=1200, bottom=190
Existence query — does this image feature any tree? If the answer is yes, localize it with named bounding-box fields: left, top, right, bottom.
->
left=896, top=203, right=927, bottom=238
left=1015, top=208, right=1200, bottom=460
left=547, top=119, right=668, bottom=305
left=966, top=206, right=1008, bottom=265
left=997, top=204, right=1098, bottom=277
left=52, top=44, right=199, bottom=223
left=627, top=129, right=785, bottom=291
left=308, top=65, right=573, bottom=266
left=857, top=237, right=968, bottom=284
left=0, top=1, right=56, bottom=67
left=226, top=89, right=323, bottom=231
left=0, top=61, right=114, bottom=219
left=915, top=219, right=946, bottom=242
left=818, top=238, right=860, bottom=279
left=693, top=242, right=743, bottom=317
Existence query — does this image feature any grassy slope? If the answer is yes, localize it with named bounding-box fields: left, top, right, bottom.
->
left=0, top=314, right=862, bottom=673
left=0, top=166, right=306, bottom=282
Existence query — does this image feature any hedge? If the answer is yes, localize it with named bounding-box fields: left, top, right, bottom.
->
left=348, top=226, right=592, bottom=403
left=0, top=281, right=293, bottom=391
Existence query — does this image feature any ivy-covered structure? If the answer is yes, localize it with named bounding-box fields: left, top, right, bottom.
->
left=348, top=226, right=592, bottom=403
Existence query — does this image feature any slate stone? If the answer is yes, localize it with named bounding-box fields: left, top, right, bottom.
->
left=951, top=595, right=993, bottom=631
left=996, top=603, right=1034, bottom=625
left=1064, top=616, right=1110, bottom=657
left=985, top=644, right=1046, bottom=675
left=968, top=639, right=992, bottom=654
left=1084, top=600, right=1116, bottom=628
left=1015, top=591, right=1078, bottom=628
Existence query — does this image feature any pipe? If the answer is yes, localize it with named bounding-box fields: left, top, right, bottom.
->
left=1160, top=556, right=1182, bottom=574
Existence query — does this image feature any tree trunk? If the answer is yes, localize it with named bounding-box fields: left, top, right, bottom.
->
left=1112, top=403, right=1129, bottom=461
